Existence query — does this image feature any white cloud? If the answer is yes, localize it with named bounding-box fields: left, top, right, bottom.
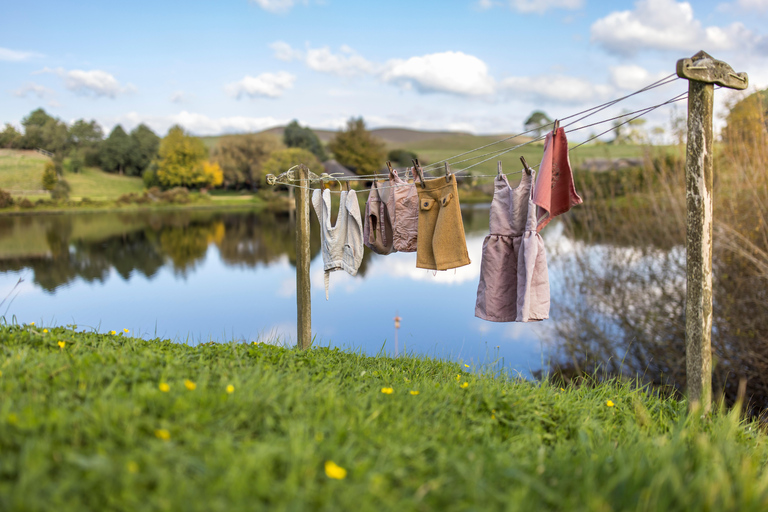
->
left=270, top=41, right=303, bottom=61
left=225, top=71, right=296, bottom=99
left=382, top=51, right=496, bottom=96
left=170, top=90, right=193, bottom=103
left=739, top=0, right=768, bottom=10
left=609, top=65, right=668, bottom=90
left=0, top=47, right=43, bottom=62
left=591, top=0, right=755, bottom=55
left=250, top=0, right=300, bottom=13
left=500, top=74, right=612, bottom=103
left=37, top=67, right=135, bottom=98
left=117, top=111, right=287, bottom=136
left=305, top=45, right=376, bottom=76
left=13, top=82, right=54, bottom=99
left=480, top=0, right=583, bottom=13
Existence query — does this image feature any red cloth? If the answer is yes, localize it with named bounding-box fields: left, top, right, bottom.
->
left=532, top=127, right=583, bottom=232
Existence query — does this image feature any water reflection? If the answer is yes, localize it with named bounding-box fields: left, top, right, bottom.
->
left=0, top=208, right=548, bottom=375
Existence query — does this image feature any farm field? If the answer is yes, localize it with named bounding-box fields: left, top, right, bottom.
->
left=2, top=324, right=767, bottom=511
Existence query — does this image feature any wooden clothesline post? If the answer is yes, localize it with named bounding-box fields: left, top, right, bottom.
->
left=677, top=51, right=747, bottom=413
left=295, top=164, right=312, bottom=350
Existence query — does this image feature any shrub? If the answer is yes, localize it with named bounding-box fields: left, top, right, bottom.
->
left=19, top=198, right=33, bottom=209
left=0, top=188, right=13, bottom=208
left=50, top=179, right=71, bottom=200
left=41, top=162, right=57, bottom=191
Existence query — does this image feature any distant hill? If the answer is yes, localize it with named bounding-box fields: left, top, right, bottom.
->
left=201, top=126, right=532, bottom=151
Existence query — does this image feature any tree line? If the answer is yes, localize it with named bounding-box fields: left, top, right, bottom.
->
left=1, top=108, right=421, bottom=193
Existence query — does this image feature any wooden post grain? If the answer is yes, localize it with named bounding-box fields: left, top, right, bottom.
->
left=295, top=164, right=312, bottom=350
left=677, top=51, right=747, bottom=413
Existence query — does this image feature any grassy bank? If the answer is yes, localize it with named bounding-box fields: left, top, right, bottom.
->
left=2, top=325, right=767, bottom=511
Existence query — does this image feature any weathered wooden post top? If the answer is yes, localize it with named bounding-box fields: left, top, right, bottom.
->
left=676, top=50, right=747, bottom=413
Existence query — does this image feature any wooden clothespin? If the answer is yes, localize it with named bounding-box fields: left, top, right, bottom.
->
left=552, top=119, right=560, bottom=133
left=412, top=159, right=426, bottom=188
left=444, top=162, right=451, bottom=183
left=520, top=156, right=532, bottom=176
left=345, top=180, right=350, bottom=192
left=497, top=161, right=503, bottom=176
left=386, top=161, right=395, bottom=178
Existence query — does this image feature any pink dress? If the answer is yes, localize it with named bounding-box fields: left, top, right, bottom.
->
left=475, top=171, right=549, bottom=323
left=533, top=127, right=583, bottom=232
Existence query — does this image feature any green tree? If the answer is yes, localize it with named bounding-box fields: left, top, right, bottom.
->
left=20, top=108, right=70, bottom=154
left=68, top=119, right=103, bottom=166
left=42, top=161, right=57, bottom=191
left=328, top=117, right=386, bottom=175
left=100, top=125, right=132, bottom=174
left=0, top=124, right=22, bottom=148
left=524, top=111, right=553, bottom=138
left=387, top=149, right=418, bottom=167
left=262, top=148, right=322, bottom=182
left=211, top=133, right=284, bottom=190
left=127, top=124, right=160, bottom=176
left=156, top=125, right=218, bottom=189
left=283, top=120, right=327, bottom=162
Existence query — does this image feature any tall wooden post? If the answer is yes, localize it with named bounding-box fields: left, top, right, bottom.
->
left=677, top=51, right=747, bottom=412
left=295, top=164, right=312, bottom=350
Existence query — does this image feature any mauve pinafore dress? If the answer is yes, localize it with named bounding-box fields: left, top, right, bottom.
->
left=475, top=170, right=549, bottom=322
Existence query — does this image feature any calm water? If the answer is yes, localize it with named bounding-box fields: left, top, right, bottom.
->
left=0, top=207, right=575, bottom=376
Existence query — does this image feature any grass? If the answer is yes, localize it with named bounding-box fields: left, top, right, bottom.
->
left=2, top=324, right=768, bottom=511
left=0, top=150, right=50, bottom=194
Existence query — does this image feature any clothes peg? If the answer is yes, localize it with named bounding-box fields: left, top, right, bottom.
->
left=412, top=159, right=426, bottom=188
left=520, top=156, right=532, bottom=176
left=444, top=162, right=451, bottom=183
left=497, top=161, right=503, bottom=176
left=345, top=180, right=350, bottom=192
left=553, top=119, right=560, bottom=133
left=386, top=161, right=395, bottom=178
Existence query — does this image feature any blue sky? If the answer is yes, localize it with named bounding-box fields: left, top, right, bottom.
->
left=2, top=0, right=766, bottom=138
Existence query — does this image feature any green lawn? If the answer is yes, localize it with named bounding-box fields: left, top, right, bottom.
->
left=2, top=324, right=767, bottom=511
left=0, top=149, right=144, bottom=201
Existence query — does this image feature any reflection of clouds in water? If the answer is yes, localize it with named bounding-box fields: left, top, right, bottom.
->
left=504, top=323, right=527, bottom=340
left=276, top=277, right=295, bottom=298
left=0, top=274, right=35, bottom=299
left=364, top=235, right=485, bottom=285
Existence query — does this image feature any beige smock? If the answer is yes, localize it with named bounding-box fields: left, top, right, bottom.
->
left=475, top=171, right=549, bottom=322
left=386, top=169, right=419, bottom=253
left=364, top=180, right=396, bottom=255
left=416, top=174, right=471, bottom=271
left=312, top=188, right=364, bottom=300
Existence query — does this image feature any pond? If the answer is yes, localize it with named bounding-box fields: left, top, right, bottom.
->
left=0, top=206, right=581, bottom=376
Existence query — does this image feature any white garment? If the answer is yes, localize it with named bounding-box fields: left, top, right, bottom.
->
left=311, top=188, right=364, bottom=300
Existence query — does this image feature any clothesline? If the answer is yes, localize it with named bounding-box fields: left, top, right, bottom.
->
left=418, top=73, right=680, bottom=172
left=269, top=90, right=689, bottom=193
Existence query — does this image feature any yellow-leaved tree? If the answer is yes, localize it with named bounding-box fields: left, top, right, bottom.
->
left=156, top=125, right=222, bottom=189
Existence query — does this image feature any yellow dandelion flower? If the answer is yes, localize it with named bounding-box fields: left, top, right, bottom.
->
left=460, top=382, right=469, bottom=389
left=381, top=387, right=393, bottom=394
left=123, top=328, right=129, bottom=333
left=127, top=461, right=139, bottom=473
left=252, top=341, right=258, bottom=345
left=184, top=380, right=196, bottom=391
left=491, top=414, right=496, bottom=420
left=606, top=400, right=615, bottom=407
left=455, top=374, right=461, bottom=381
left=154, top=429, right=171, bottom=441
left=159, top=382, right=170, bottom=392
left=560, top=388, right=565, bottom=391
left=43, top=329, right=48, bottom=333
left=409, top=390, right=420, bottom=395
left=29, top=322, right=35, bottom=326
left=464, top=364, right=470, bottom=368
left=58, top=341, right=66, bottom=349
left=324, top=461, right=347, bottom=480
left=226, top=384, right=235, bottom=394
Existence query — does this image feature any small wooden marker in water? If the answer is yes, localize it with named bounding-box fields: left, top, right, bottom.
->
left=676, top=51, right=747, bottom=413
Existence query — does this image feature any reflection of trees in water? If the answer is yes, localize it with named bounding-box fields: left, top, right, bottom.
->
left=0, top=210, right=326, bottom=292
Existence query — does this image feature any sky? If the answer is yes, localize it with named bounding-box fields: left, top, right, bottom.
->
left=1, top=0, right=767, bottom=139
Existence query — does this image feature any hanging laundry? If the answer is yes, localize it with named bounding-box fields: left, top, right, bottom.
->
left=364, top=180, right=396, bottom=255
left=532, top=126, right=583, bottom=232
left=312, top=188, right=364, bottom=300
left=386, top=168, right=419, bottom=253
left=475, top=169, right=549, bottom=322
left=416, top=174, right=471, bottom=271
